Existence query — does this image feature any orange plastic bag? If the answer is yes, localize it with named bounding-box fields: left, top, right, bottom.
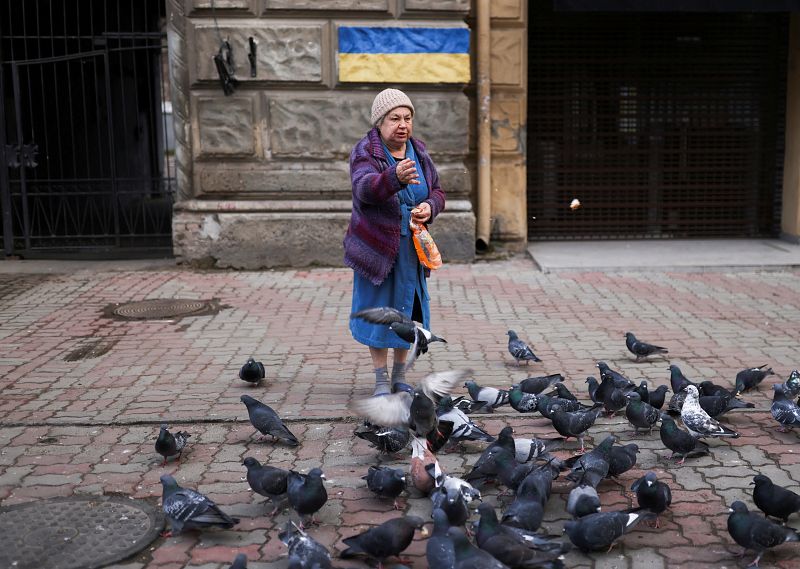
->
left=410, top=221, right=442, bottom=270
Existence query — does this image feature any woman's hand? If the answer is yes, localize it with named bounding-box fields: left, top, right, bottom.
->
left=411, top=202, right=431, bottom=224
left=396, top=158, right=420, bottom=185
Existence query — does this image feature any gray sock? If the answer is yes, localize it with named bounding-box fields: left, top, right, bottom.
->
left=373, top=367, right=390, bottom=396
left=391, top=361, right=406, bottom=385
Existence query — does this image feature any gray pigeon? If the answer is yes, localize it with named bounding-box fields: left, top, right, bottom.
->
left=352, top=306, right=446, bottom=369
left=243, top=456, right=289, bottom=515
left=287, top=468, right=328, bottom=528
left=451, top=525, right=510, bottom=569
left=751, top=473, right=800, bottom=523
left=631, top=472, right=672, bottom=528
left=354, top=421, right=410, bottom=455
left=351, top=370, right=471, bottom=441
left=431, top=484, right=470, bottom=528
left=513, top=436, right=563, bottom=463
left=518, top=373, right=563, bottom=394
left=160, top=474, right=239, bottom=536
left=771, top=383, right=800, bottom=432
left=565, top=435, right=617, bottom=488
left=340, top=515, right=427, bottom=566
left=279, top=521, right=332, bottom=569
left=508, top=385, right=540, bottom=414
left=431, top=470, right=482, bottom=505
left=680, top=385, right=739, bottom=439
left=727, top=501, right=799, bottom=568
left=549, top=404, right=604, bottom=453
left=364, top=465, right=406, bottom=509
left=607, top=443, right=639, bottom=478
left=465, top=380, right=510, bottom=411
left=564, top=510, right=654, bottom=552
left=596, top=362, right=636, bottom=390
left=567, top=485, right=601, bottom=519
left=625, top=332, right=668, bottom=361
left=239, top=357, right=265, bottom=384
left=658, top=413, right=710, bottom=465
left=427, top=508, right=457, bottom=569
left=240, top=394, right=299, bottom=446
left=155, top=424, right=191, bottom=466
left=437, top=395, right=495, bottom=445
left=624, top=392, right=660, bottom=434
left=229, top=553, right=247, bottom=569
left=507, top=330, right=542, bottom=365
left=734, top=365, right=775, bottom=395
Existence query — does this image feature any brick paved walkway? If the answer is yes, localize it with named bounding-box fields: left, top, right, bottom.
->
left=1, top=256, right=799, bottom=568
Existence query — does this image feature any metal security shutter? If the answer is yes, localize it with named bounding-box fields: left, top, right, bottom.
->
left=526, top=2, right=788, bottom=239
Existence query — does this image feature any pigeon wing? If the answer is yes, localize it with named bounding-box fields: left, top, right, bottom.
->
left=351, top=392, right=412, bottom=427
left=420, top=369, right=473, bottom=400
left=351, top=306, right=412, bottom=325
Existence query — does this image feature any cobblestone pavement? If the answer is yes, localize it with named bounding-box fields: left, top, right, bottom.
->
left=1, top=256, right=799, bottom=569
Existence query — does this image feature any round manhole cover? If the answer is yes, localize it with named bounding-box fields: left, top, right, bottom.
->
left=112, top=299, right=213, bottom=320
left=0, top=496, right=164, bottom=569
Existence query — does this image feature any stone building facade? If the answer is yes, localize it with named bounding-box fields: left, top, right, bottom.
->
left=167, top=0, right=510, bottom=269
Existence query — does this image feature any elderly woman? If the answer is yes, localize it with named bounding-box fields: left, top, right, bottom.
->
left=344, top=88, right=446, bottom=396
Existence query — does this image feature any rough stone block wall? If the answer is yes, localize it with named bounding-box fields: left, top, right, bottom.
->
left=169, top=0, right=476, bottom=269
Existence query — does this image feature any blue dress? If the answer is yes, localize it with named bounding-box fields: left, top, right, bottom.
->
left=350, top=140, right=430, bottom=348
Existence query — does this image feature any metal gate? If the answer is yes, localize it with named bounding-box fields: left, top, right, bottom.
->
left=0, top=0, right=174, bottom=258
left=526, top=2, right=788, bottom=240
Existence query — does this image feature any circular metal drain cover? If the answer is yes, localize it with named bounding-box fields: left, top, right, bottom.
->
left=0, top=496, right=164, bottom=569
left=112, top=298, right=212, bottom=320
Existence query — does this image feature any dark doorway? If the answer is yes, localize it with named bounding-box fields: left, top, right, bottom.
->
left=526, top=0, right=788, bottom=239
left=0, top=0, right=174, bottom=258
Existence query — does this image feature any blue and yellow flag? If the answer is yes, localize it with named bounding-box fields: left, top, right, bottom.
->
left=338, top=26, right=471, bottom=83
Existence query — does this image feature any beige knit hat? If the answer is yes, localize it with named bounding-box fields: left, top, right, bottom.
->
left=370, top=88, right=415, bottom=126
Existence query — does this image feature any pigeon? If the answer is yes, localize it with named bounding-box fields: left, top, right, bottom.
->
left=239, top=357, right=265, bottom=385
left=567, top=485, right=601, bottom=519
left=515, top=460, right=560, bottom=508
left=625, top=332, right=668, bottom=361
left=647, top=385, right=670, bottom=410
left=431, top=469, right=483, bottom=505
left=340, top=515, right=427, bottom=567
left=240, top=394, right=299, bottom=446
left=410, top=435, right=439, bottom=495
left=770, top=383, right=800, bottom=432
left=565, top=435, right=616, bottom=488
left=518, top=373, right=564, bottom=395
left=607, top=443, right=639, bottom=478
left=601, top=384, right=629, bottom=416
left=279, top=521, right=332, bottom=569
left=735, top=365, right=775, bottom=395
left=451, top=525, right=510, bottom=569
left=549, top=404, right=604, bottom=453
left=364, top=465, right=406, bottom=510
left=697, top=392, right=754, bottom=418
left=352, top=306, right=446, bottom=369
left=351, top=370, right=471, bottom=441
left=552, top=383, right=579, bottom=401
left=658, top=413, right=710, bottom=464
left=633, top=381, right=650, bottom=404
left=437, top=395, right=495, bottom=445
left=585, top=376, right=601, bottom=403
left=501, top=490, right=544, bottom=532
left=785, top=369, right=800, bottom=397
left=463, top=426, right=516, bottom=486
left=476, top=503, right=567, bottom=569
left=353, top=421, right=410, bottom=455
left=507, top=330, right=542, bottom=365
left=431, top=484, right=470, bottom=528
left=563, top=510, right=655, bottom=553
left=631, top=472, right=672, bottom=528
left=508, top=385, right=540, bottom=414
left=596, top=362, right=636, bottom=390
left=699, top=380, right=735, bottom=398
left=155, top=424, right=191, bottom=466
left=624, top=392, right=660, bottom=434
left=537, top=393, right=594, bottom=418
left=513, top=437, right=564, bottom=463
left=751, top=474, right=800, bottom=523
left=287, top=468, right=327, bottom=528
left=727, top=500, right=800, bottom=568
left=159, top=474, right=239, bottom=536
left=465, top=380, right=509, bottom=411
left=427, top=508, right=457, bottom=569
left=229, top=554, right=248, bottom=569
left=680, top=385, right=739, bottom=439
left=668, top=364, right=697, bottom=393
left=242, top=456, right=289, bottom=515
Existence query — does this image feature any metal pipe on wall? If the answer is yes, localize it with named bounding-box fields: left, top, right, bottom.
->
left=475, top=0, right=492, bottom=250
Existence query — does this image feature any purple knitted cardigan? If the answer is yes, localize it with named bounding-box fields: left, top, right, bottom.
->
left=343, top=128, right=446, bottom=286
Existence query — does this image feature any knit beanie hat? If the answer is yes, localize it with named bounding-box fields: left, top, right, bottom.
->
left=370, top=88, right=415, bottom=126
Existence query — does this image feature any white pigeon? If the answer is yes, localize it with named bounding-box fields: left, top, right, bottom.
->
left=680, top=385, right=739, bottom=439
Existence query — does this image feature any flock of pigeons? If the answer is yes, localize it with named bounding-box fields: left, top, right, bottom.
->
left=152, top=317, right=800, bottom=569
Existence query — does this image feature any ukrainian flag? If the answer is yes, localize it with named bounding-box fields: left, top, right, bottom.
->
left=338, top=26, right=471, bottom=83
